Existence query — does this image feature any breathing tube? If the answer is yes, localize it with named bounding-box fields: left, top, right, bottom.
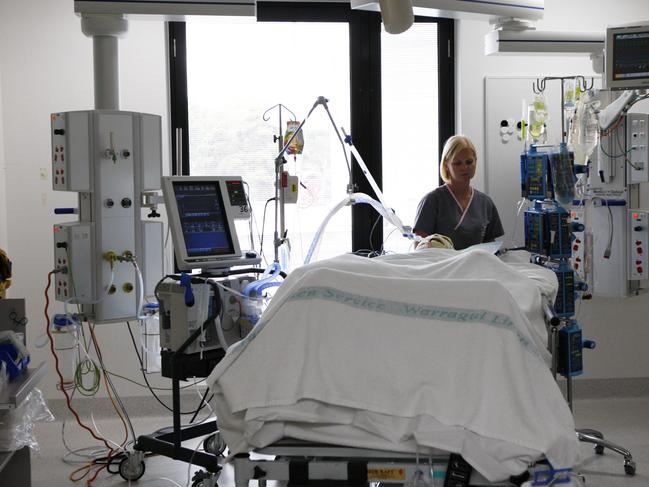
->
left=242, top=262, right=282, bottom=297
left=239, top=262, right=283, bottom=326
left=304, top=192, right=415, bottom=265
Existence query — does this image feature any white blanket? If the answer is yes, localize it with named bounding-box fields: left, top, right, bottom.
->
left=207, top=248, right=580, bottom=482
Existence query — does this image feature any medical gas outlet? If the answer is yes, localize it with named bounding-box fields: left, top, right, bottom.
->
left=50, top=110, right=164, bottom=322
left=629, top=210, right=649, bottom=280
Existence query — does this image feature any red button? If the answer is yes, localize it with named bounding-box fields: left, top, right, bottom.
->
left=637, top=260, right=643, bottom=265
left=637, top=266, right=644, bottom=274
left=576, top=239, right=581, bottom=244
left=573, top=245, right=579, bottom=251
left=637, top=241, right=642, bottom=245
left=638, top=248, right=644, bottom=255
left=575, top=263, right=580, bottom=270
left=576, top=257, right=582, bottom=262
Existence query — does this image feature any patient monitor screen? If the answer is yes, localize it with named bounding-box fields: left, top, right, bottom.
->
left=612, top=31, right=649, bottom=83
left=172, top=181, right=235, bottom=257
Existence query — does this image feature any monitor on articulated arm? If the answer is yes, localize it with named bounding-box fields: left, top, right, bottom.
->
left=606, top=22, right=649, bottom=91
left=162, top=176, right=260, bottom=271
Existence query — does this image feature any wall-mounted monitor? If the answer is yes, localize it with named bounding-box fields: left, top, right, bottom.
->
left=162, top=176, right=260, bottom=271
left=606, top=23, right=649, bottom=91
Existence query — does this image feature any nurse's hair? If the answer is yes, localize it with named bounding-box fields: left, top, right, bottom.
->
left=439, top=135, right=477, bottom=183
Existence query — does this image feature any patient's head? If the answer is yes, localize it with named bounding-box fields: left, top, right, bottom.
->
left=415, top=234, right=454, bottom=250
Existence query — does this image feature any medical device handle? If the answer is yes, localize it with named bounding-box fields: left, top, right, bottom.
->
left=542, top=298, right=560, bottom=327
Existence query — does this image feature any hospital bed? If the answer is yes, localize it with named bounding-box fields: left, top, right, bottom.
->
left=229, top=439, right=547, bottom=487
left=206, top=247, right=585, bottom=486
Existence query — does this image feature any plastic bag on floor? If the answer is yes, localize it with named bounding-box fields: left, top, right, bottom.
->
left=0, top=388, right=54, bottom=453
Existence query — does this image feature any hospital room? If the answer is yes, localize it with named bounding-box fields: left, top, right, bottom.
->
left=1, top=0, right=649, bottom=486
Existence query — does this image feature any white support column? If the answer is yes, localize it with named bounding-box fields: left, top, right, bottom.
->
left=93, top=36, right=119, bottom=110
left=80, top=14, right=128, bottom=110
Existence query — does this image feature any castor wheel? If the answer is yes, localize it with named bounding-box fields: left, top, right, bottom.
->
left=203, top=431, right=227, bottom=456
left=191, top=469, right=219, bottom=487
left=594, top=445, right=604, bottom=455
left=118, top=452, right=146, bottom=481
left=624, top=460, right=636, bottom=476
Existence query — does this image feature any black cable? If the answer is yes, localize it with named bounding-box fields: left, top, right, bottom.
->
left=241, top=181, right=256, bottom=251
left=259, top=197, right=277, bottom=260
left=189, top=387, right=210, bottom=424
left=126, top=322, right=211, bottom=416
left=369, top=214, right=383, bottom=253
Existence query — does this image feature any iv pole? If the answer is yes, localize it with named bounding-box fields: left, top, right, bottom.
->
left=263, top=103, right=297, bottom=263
left=270, top=96, right=412, bottom=264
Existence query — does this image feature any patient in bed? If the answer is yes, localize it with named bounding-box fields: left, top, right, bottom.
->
left=207, top=247, right=580, bottom=483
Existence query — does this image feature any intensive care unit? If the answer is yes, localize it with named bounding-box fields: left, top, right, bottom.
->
left=1, top=1, right=648, bottom=487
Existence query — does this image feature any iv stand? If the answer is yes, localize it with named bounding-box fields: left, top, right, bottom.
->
left=269, top=96, right=412, bottom=263
left=263, top=103, right=297, bottom=263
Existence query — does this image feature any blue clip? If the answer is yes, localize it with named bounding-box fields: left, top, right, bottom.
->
left=532, top=468, right=573, bottom=486
left=179, top=273, right=195, bottom=307
left=344, top=134, right=352, bottom=145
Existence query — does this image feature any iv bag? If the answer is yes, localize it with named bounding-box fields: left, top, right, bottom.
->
left=284, top=120, right=304, bottom=155
left=568, top=91, right=600, bottom=165
left=528, top=94, right=548, bottom=143
left=551, top=143, right=575, bottom=207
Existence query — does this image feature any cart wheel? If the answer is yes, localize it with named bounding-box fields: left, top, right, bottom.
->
left=119, top=455, right=146, bottom=481
left=191, top=469, right=219, bottom=487
left=624, top=461, right=636, bottom=476
left=203, top=432, right=227, bottom=456
left=594, top=445, right=604, bottom=455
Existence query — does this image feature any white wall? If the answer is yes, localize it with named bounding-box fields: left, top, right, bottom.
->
left=458, top=0, right=649, bottom=379
left=0, top=0, right=170, bottom=399
left=0, top=0, right=647, bottom=403
left=0, top=59, right=7, bottom=251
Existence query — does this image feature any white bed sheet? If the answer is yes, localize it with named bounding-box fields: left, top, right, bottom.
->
left=207, top=248, right=580, bottom=482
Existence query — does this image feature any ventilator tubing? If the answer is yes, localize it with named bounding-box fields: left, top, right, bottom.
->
left=304, top=193, right=408, bottom=265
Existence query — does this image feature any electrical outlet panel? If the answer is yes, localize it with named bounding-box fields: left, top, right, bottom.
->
left=53, top=223, right=94, bottom=304
left=626, top=113, right=649, bottom=184
left=628, top=210, right=649, bottom=280
left=51, top=112, right=92, bottom=192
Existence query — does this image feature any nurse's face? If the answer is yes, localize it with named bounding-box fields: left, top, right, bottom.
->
left=445, top=148, right=476, bottom=184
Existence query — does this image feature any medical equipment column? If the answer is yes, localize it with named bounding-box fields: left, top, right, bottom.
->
left=80, top=14, right=128, bottom=110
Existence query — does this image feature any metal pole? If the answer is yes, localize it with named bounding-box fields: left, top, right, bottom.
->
left=272, top=98, right=323, bottom=261
left=279, top=106, right=286, bottom=259
left=560, top=81, right=566, bottom=144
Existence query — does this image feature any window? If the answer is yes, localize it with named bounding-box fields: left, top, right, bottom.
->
left=381, top=22, right=440, bottom=253
left=185, top=21, right=351, bottom=267
left=169, top=4, right=454, bottom=265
